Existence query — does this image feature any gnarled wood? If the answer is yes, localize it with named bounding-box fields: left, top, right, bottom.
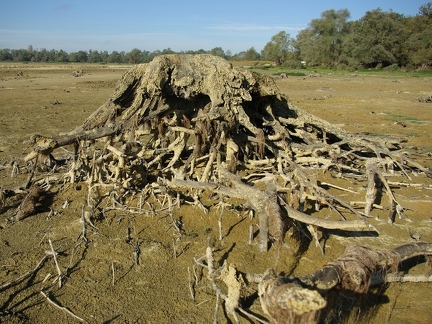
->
left=5, top=54, right=429, bottom=252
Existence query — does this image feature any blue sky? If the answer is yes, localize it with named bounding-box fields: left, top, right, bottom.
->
left=0, top=0, right=427, bottom=54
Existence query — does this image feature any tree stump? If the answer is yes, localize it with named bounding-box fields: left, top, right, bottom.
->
left=9, top=54, right=430, bottom=250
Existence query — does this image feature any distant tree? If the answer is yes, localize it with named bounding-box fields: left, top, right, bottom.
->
left=107, top=51, right=122, bottom=63
left=403, top=2, right=432, bottom=67
left=32, top=48, right=48, bottom=62
left=69, top=50, right=88, bottom=63
left=55, top=50, right=69, bottom=62
left=11, top=49, right=31, bottom=62
left=419, top=2, right=432, bottom=17
left=0, top=49, right=12, bottom=61
left=348, top=9, right=409, bottom=67
left=88, top=50, right=103, bottom=63
left=161, top=48, right=175, bottom=55
left=225, top=50, right=233, bottom=59
left=296, top=9, right=351, bottom=66
left=261, top=31, right=294, bottom=64
left=244, top=47, right=260, bottom=60
left=128, top=48, right=142, bottom=64
left=405, top=24, right=432, bottom=68
left=210, top=47, right=225, bottom=58
left=295, top=28, right=319, bottom=65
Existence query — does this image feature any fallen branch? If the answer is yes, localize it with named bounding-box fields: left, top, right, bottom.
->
left=258, top=242, right=432, bottom=323
left=0, top=254, right=49, bottom=292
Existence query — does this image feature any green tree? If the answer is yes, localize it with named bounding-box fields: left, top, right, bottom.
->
left=419, top=2, right=432, bottom=18
left=348, top=9, right=409, bottom=67
left=107, top=51, right=122, bottom=63
left=0, top=49, right=12, bottom=61
left=128, top=48, right=142, bottom=64
left=406, top=24, right=432, bottom=68
left=210, top=47, right=225, bottom=58
left=88, top=50, right=103, bottom=63
left=296, top=9, right=351, bottom=66
left=55, top=50, right=69, bottom=62
left=69, top=50, right=88, bottom=62
left=261, top=31, right=293, bottom=64
left=244, top=47, right=260, bottom=60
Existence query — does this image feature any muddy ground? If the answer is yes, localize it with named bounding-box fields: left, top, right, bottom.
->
left=0, top=63, right=431, bottom=323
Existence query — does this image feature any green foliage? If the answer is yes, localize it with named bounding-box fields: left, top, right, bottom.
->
left=296, top=9, right=351, bottom=66
left=261, top=31, right=295, bottom=64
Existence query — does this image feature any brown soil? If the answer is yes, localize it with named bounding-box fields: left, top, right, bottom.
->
left=1, top=63, right=432, bottom=323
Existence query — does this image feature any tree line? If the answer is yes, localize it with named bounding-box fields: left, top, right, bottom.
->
left=1, top=3, right=431, bottom=69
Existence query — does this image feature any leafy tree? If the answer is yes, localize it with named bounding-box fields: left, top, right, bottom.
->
left=295, top=28, right=319, bottom=65
left=419, top=2, right=432, bottom=18
left=348, top=9, right=409, bottom=67
left=69, top=50, right=88, bottom=63
left=0, top=49, right=12, bottom=61
left=210, top=47, right=225, bottom=58
left=88, top=50, right=103, bottom=63
left=127, top=48, right=142, bottom=64
left=296, top=9, right=351, bottom=66
left=55, top=50, right=69, bottom=62
left=107, top=51, right=123, bottom=63
left=244, top=47, right=260, bottom=60
left=261, top=31, right=293, bottom=64
left=406, top=24, right=432, bottom=68
left=11, top=49, right=31, bottom=62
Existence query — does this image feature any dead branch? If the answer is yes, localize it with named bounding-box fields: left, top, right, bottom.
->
left=0, top=255, right=49, bottom=292
left=40, top=291, right=88, bottom=323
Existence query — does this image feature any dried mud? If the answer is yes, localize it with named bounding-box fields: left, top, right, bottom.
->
left=1, top=63, right=432, bottom=323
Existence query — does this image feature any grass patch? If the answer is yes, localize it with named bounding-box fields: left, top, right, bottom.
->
left=384, top=114, right=422, bottom=123
left=232, top=60, right=432, bottom=78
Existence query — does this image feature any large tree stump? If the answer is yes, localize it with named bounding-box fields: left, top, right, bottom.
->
left=6, top=54, right=430, bottom=249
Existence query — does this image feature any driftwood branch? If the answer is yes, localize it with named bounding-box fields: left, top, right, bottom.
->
left=258, top=242, right=432, bottom=323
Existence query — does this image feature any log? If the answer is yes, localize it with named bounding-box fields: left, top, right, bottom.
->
left=258, top=242, right=432, bottom=323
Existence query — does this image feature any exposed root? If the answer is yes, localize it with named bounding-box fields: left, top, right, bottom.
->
left=2, top=54, right=431, bottom=249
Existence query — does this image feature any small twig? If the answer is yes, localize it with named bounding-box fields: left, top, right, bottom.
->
left=40, top=291, right=88, bottom=323
left=193, top=258, right=208, bottom=269
left=187, top=266, right=195, bottom=301
left=218, top=214, right=223, bottom=241
left=206, top=237, right=215, bottom=276
left=193, top=264, right=200, bottom=285
left=173, top=238, right=177, bottom=259
left=48, top=239, right=63, bottom=288
left=79, top=204, right=88, bottom=243
left=111, top=261, right=115, bottom=286
left=319, top=181, right=357, bottom=193
left=195, top=299, right=210, bottom=307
